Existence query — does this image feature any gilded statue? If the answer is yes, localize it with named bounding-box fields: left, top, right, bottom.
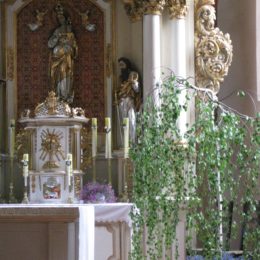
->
left=48, top=3, right=78, bottom=103
left=116, top=57, right=142, bottom=143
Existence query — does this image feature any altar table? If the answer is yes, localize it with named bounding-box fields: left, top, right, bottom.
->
left=0, top=203, right=132, bottom=260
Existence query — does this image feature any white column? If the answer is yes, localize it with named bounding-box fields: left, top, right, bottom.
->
left=171, top=19, right=186, bottom=77
left=143, top=15, right=161, bottom=104
left=172, top=18, right=188, bottom=138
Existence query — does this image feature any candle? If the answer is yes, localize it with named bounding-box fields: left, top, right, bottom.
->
left=123, top=118, right=129, bottom=159
left=92, top=118, right=97, bottom=158
left=66, top=153, right=72, bottom=187
left=9, top=119, right=15, bottom=157
left=22, top=153, right=29, bottom=186
left=105, top=117, right=112, bottom=159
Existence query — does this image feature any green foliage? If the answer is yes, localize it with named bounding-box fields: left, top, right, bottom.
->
left=130, top=75, right=260, bottom=259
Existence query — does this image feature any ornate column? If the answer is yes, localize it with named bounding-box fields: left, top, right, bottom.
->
left=143, top=1, right=165, bottom=102
left=168, top=0, right=189, bottom=137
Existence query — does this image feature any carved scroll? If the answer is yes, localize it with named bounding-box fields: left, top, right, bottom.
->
left=195, top=0, right=233, bottom=94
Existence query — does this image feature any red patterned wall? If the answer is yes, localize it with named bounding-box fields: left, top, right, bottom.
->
left=17, top=0, right=105, bottom=127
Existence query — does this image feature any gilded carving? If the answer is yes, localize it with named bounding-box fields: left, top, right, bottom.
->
left=143, top=0, right=165, bottom=15
left=6, top=47, right=14, bottom=81
left=122, top=0, right=191, bottom=21
left=167, top=0, right=188, bottom=19
left=39, top=128, right=65, bottom=169
left=80, top=127, right=91, bottom=171
left=122, top=0, right=143, bottom=22
left=16, top=129, right=35, bottom=162
left=195, top=0, right=233, bottom=94
left=74, top=175, right=81, bottom=199
left=34, top=91, right=71, bottom=117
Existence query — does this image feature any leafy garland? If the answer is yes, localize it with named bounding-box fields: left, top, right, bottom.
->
left=130, top=75, right=260, bottom=259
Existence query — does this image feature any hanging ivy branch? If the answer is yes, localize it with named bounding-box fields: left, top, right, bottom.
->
left=130, top=75, right=260, bottom=259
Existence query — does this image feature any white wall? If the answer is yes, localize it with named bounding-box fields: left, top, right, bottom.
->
left=116, top=1, right=143, bottom=75
left=218, top=0, right=260, bottom=250
left=218, top=0, right=259, bottom=116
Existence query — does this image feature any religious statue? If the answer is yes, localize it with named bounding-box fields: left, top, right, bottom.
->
left=48, top=2, right=78, bottom=104
left=116, top=57, right=142, bottom=143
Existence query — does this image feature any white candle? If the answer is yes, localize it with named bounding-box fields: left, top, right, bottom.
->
left=66, top=153, right=72, bottom=187
left=22, top=153, right=29, bottom=186
left=105, top=117, right=112, bottom=158
left=9, top=119, right=15, bottom=157
left=123, top=118, right=129, bottom=159
left=92, top=118, right=97, bottom=158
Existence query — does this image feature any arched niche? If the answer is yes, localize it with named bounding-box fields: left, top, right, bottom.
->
left=4, top=0, right=115, bottom=130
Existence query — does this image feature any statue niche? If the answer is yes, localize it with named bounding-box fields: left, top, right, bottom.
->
left=17, top=0, right=105, bottom=127
left=48, top=2, right=78, bottom=104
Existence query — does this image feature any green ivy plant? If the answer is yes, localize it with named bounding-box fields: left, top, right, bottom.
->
left=130, top=75, right=260, bottom=259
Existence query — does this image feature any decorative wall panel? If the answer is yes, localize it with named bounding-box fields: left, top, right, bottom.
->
left=17, top=0, right=105, bottom=127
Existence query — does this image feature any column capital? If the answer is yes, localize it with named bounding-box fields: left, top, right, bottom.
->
left=122, top=0, right=143, bottom=22
left=167, top=0, right=188, bottom=19
left=143, top=0, right=166, bottom=15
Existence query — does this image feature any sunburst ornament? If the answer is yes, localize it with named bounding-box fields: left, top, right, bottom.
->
left=40, top=128, right=65, bottom=169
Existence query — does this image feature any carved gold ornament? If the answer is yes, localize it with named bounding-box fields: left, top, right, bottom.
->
left=167, top=0, right=188, bottom=19
left=80, top=127, right=92, bottom=171
left=34, top=91, right=71, bottom=117
left=143, top=0, right=166, bottom=15
left=122, top=0, right=143, bottom=22
left=122, top=0, right=189, bottom=21
left=122, top=0, right=166, bottom=18
left=40, top=128, right=65, bottom=169
left=195, top=0, right=233, bottom=94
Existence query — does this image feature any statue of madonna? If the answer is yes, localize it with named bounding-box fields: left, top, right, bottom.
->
left=48, top=3, right=78, bottom=104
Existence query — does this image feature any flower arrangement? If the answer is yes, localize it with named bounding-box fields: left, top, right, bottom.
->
left=80, top=182, right=117, bottom=203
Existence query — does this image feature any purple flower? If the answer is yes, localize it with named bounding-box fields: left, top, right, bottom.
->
left=80, top=182, right=117, bottom=203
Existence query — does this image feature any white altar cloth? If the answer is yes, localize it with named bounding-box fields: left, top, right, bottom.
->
left=94, top=203, right=132, bottom=227
left=0, top=203, right=132, bottom=260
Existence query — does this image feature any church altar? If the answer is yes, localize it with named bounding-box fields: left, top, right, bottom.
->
left=0, top=203, right=132, bottom=260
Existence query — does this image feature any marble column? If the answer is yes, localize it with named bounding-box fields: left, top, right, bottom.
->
left=143, top=15, right=161, bottom=103
left=143, top=1, right=165, bottom=104
left=168, top=2, right=189, bottom=138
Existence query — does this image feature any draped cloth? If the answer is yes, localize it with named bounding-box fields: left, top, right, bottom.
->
left=79, top=205, right=95, bottom=260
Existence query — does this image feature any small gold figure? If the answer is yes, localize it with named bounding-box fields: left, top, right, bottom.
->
left=77, top=9, right=96, bottom=32
left=27, top=9, right=48, bottom=31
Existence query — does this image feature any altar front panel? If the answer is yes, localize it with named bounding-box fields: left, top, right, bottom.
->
left=0, top=204, right=132, bottom=260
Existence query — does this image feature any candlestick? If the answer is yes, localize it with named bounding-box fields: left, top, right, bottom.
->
left=66, top=153, right=72, bottom=187
left=22, top=153, right=29, bottom=186
left=92, top=118, right=97, bottom=158
left=105, top=117, right=112, bottom=159
left=22, top=153, right=29, bottom=204
left=9, top=119, right=15, bottom=158
left=123, top=118, right=129, bottom=159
